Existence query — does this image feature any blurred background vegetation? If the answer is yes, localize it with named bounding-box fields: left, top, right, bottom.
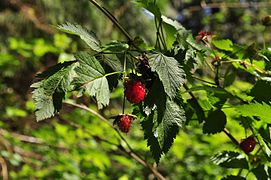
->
left=0, top=0, right=270, bottom=179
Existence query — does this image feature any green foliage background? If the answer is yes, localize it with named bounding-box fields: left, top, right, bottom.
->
left=0, top=0, right=271, bottom=179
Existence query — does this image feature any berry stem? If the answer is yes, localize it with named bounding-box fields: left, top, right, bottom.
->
left=64, top=100, right=166, bottom=179
left=223, top=128, right=239, bottom=146
left=122, top=52, right=127, bottom=114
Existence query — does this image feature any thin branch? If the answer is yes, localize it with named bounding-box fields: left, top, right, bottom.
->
left=13, top=146, right=44, bottom=161
left=0, top=128, right=68, bottom=151
left=192, top=76, right=217, bottom=86
left=88, top=0, right=133, bottom=41
left=0, top=156, right=8, bottom=180
left=63, top=100, right=166, bottom=180
left=64, top=100, right=113, bottom=127
left=9, top=0, right=55, bottom=34
left=223, top=128, right=239, bottom=146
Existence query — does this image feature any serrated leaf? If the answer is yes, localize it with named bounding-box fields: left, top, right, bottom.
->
left=156, top=99, right=186, bottom=153
left=236, top=102, right=271, bottom=123
left=144, top=79, right=167, bottom=122
left=149, top=53, right=186, bottom=99
left=36, top=60, right=76, bottom=79
left=32, top=88, right=55, bottom=121
left=212, top=39, right=233, bottom=51
left=203, top=109, right=227, bottom=134
left=58, top=22, right=101, bottom=52
left=73, top=52, right=115, bottom=109
left=32, top=63, right=76, bottom=121
left=141, top=114, right=163, bottom=163
left=211, top=151, right=249, bottom=169
left=161, top=15, right=187, bottom=47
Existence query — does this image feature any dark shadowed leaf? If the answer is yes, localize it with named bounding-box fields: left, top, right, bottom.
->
left=221, top=175, right=246, bottom=180
left=250, top=80, right=271, bottom=103
left=203, top=109, right=227, bottom=134
left=141, top=114, right=163, bottom=164
left=252, top=165, right=271, bottom=180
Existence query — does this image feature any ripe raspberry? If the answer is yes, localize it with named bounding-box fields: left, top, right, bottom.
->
left=124, top=80, right=146, bottom=104
left=114, top=114, right=133, bottom=133
left=240, top=136, right=257, bottom=154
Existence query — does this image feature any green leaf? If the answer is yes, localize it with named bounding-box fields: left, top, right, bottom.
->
left=58, top=22, right=101, bottom=52
left=32, top=63, right=76, bottom=121
left=135, top=0, right=161, bottom=18
left=36, top=61, right=76, bottom=79
left=211, top=151, right=249, bottom=169
left=236, top=102, right=271, bottom=123
left=148, top=53, right=186, bottom=99
left=156, top=99, right=186, bottom=153
left=73, top=52, right=114, bottom=109
left=212, top=39, right=233, bottom=51
left=101, top=41, right=129, bottom=53
left=203, top=109, right=227, bottom=134
left=141, top=114, right=163, bottom=164
left=161, top=15, right=187, bottom=47
left=250, top=80, right=271, bottom=103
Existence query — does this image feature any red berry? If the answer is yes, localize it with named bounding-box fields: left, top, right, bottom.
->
left=240, top=136, right=257, bottom=154
left=124, top=80, right=146, bottom=104
left=114, top=115, right=133, bottom=133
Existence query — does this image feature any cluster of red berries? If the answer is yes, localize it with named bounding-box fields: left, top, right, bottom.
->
left=240, top=136, right=256, bottom=154
left=114, top=79, right=147, bottom=133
